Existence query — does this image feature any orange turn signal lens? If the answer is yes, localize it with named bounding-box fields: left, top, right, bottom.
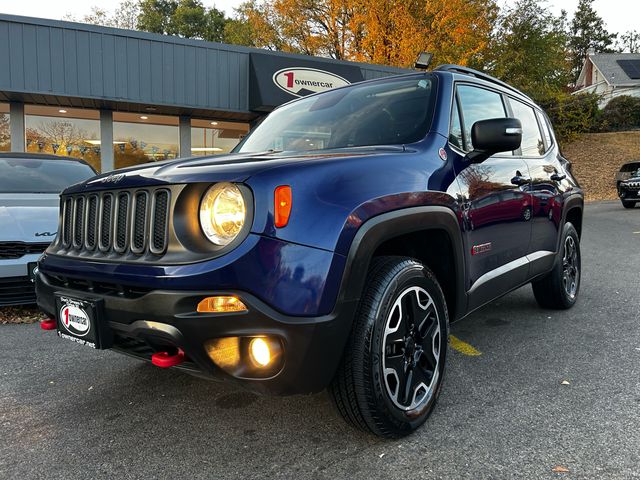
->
left=197, top=296, right=247, bottom=313
left=274, top=185, right=292, bottom=228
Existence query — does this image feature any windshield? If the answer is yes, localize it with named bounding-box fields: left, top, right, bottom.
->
left=236, top=75, right=436, bottom=153
left=0, top=158, right=96, bottom=193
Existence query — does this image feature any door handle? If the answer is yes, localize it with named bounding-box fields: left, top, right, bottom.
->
left=550, top=173, right=566, bottom=182
left=511, top=175, right=531, bottom=186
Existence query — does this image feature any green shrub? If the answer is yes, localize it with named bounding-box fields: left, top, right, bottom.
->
left=540, top=92, right=601, bottom=143
left=599, top=95, right=640, bottom=132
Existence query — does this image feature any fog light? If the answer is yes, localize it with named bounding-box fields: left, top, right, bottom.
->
left=249, top=338, right=271, bottom=367
left=197, top=296, right=247, bottom=313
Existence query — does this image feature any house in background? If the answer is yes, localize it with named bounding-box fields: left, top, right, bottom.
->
left=574, top=52, right=640, bottom=107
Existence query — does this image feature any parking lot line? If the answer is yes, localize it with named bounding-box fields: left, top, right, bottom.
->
left=449, top=335, right=482, bottom=356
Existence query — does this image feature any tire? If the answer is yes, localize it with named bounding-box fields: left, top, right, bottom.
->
left=330, top=256, right=448, bottom=438
left=532, top=223, right=581, bottom=309
left=621, top=200, right=636, bottom=209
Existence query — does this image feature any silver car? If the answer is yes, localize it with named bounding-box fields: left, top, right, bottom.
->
left=0, top=153, right=96, bottom=306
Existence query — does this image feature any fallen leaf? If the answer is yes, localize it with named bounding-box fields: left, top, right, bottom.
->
left=561, top=380, right=570, bottom=385
left=552, top=465, right=570, bottom=473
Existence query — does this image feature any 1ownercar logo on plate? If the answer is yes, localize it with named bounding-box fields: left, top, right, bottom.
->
left=59, top=304, right=91, bottom=337
left=273, top=68, right=350, bottom=97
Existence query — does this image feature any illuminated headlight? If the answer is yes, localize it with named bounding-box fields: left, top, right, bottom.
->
left=199, top=183, right=246, bottom=246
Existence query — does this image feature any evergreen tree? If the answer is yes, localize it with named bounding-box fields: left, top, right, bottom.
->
left=569, top=0, right=617, bottom=81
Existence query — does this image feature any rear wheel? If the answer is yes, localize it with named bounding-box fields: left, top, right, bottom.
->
left=532, top=223, right=581, bottom=309
left=621, top=200, right=636, bottom=209
left=330, top=256, right=448, bottom=438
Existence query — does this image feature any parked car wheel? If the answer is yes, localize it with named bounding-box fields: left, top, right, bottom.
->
left=621, top=200, right=636, bottom=209
left=330, top=256, right=448, bottom=438
left=532, top=223, right=581, bottom=309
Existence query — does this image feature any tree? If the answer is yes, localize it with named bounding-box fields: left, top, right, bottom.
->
left=228, top=0, right=498, bottom=67
left=63, top=1, right=140, bottom=29
left=618, top=30, right=640, bottom=53
left=569, top=0, right=617, bottom=81
left=137, top=0, right=177, bottom=33
left=482, top=0, right=571, bottom=103
left=224, top=1, right=290, bottom=51
left=137, top=0, right=227, bottom=41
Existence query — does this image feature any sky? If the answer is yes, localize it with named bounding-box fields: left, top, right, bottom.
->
left=0, top=0, right=638, bottom=35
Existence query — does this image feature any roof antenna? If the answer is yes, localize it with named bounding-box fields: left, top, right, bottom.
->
left=415, top=52, right=433, bottom=70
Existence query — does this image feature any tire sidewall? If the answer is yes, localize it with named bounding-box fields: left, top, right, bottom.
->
left=366, top=262, right=448, bottom=434
left=558, top=223, right=581, bottom=308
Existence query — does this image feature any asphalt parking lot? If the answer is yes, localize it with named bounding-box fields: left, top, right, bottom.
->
left=1, top=201, right=639, bottom=479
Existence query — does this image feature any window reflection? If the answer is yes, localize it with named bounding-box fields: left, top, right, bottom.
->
left=457, top=85, right=506, bottom=152
left=510, top=99, right=545, bottom=156
left=113, top=113, right=179, bottom=169
left=190, top=119, right=249, bottom=157
left=0, top=103, right=9, bottom=152
left=24, top=106, right=101, bottom=171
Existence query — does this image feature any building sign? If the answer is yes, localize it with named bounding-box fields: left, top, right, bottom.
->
left=272, top=68, right=350, bottom=97
left=249, top=52, right=364, bottom=112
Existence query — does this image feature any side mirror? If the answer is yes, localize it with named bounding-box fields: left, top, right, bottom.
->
left=467, top=118, right=522, bottom=163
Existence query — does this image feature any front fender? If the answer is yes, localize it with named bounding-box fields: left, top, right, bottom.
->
left=333, top=205, right=467, bottom=321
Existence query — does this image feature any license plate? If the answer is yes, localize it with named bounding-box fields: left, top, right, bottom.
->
left=55, top=294, right=110, bottom=349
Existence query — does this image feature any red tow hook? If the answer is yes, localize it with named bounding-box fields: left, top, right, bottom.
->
left=40, top=318, right=57, bottom=330
left=151, top=349, right=185, bottom=368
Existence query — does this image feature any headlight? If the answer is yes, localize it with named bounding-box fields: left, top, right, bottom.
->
left=199, top=183, right=246, bottom=246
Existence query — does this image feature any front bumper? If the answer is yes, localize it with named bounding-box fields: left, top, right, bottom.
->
left=36, top=271, right=357, bottom=395
left=619, top=183, right=640, bottom=200
left=0, top=254, right=41, bottom=306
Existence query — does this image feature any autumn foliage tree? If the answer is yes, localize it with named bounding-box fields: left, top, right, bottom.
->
left=228, top=0, right=498, bottom=68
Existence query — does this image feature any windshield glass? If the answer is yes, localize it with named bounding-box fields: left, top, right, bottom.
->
left=0, top=158, right=96, bottom=193
left=237, top=75, right=436, bottom=153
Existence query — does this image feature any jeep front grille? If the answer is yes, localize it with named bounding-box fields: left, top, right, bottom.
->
left=58, top=188, right=170, bottom=257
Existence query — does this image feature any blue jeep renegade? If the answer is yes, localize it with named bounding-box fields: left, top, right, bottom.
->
left=36, top=65, right=583, bottom=438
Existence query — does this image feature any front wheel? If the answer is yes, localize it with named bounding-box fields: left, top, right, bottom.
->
left=330, top=256, right=448, bottom=438
left=532, top=222, right=581, bottom=309
left=621, top=200, right=636, bottom=209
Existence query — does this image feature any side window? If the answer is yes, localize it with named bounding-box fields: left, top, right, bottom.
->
left=510, top=99, right=544, bottom=156
left=449, top=99, right=464, bottom=150
left=536, top=110, right=553, bottom=151
left=457, top=85, right=507, bottom=152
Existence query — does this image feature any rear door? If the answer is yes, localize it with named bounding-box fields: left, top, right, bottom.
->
left=508, top=101, right=565, bottom=275
left=450, top=84, right=532, bottom=310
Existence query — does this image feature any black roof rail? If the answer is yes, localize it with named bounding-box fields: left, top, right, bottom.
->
left=434, top=64, right=535, bottom=103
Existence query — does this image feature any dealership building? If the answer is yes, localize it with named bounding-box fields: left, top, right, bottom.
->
left=0, top=14, right=406, bottom=172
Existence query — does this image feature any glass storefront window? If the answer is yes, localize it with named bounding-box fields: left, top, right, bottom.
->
left=0, top=103, right=9, bottom=152
left=113, top=113, right=179, bottom=169
left=25, top=106, right=101, bottom=171
left=191, top=119, right=249, bottom=157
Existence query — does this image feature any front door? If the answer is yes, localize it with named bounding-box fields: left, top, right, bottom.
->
left=449, top=84, right=532, bottom=310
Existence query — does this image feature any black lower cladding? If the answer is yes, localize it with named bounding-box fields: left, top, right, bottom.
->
left=0, top=276, right=36, bottom=306
left=35, top=271, right=357, bottom=395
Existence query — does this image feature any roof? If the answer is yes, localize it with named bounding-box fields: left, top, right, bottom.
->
left=579, top=53, right=640, bottom=87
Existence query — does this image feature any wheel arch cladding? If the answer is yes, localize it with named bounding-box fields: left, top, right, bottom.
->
left=338, top=206, right=466, bottom=322
left=565, top=206, right=583, bottom=238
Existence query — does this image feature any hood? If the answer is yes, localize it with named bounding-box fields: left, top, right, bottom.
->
left=0, top=194, right=60, bottom=243
left=622, top=176, right=640, bottom=183
left=63, top=148, right=401, bottom=194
